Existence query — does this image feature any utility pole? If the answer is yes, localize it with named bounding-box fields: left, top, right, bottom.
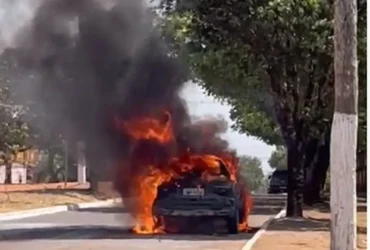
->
left=331, top=0, right=358, bottom=249
left=64, top=140, right=69, bottom=187
left=77, top=141, right=87, bottom=184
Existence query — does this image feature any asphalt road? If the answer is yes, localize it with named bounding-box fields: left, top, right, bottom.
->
left=0, top=194, right=286, bottom=250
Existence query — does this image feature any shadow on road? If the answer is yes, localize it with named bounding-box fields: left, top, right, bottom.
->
left=0, top=226, right=257, bottom=241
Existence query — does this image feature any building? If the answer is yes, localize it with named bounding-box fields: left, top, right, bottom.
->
left=10, top=163, right=27, bottom=184
left=0, top=149, right=40, bottom=184
left=0, top=163, right=27, bottom=184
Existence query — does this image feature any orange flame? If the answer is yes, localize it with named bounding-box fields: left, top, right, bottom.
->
left=130, top=167, right=173, bottom=234
left=114, top=112, right=252, bottom=234
left=114, top=112, right=173, bottom=144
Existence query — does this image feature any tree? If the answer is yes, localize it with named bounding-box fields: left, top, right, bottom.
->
left=330, top=0, right=358, bottom=248
left=356, top=0, right=367, bottom=170
left=268, top=146, right=287, bottom=170
left=159, top=0, right=366, bottom=215
left=0, top=49, right=68, bottom=183
left=0, top=52, right=32, bottom=183
left=238, top=155, right=264, bottom=192
left=161, top=0, right=334, bottom=217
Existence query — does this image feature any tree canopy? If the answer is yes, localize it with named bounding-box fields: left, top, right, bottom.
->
left=0, top=50, right=66, bottom=151
left=160, top=0, right=366, bottom=151
left=238, top=155, right=264, bottom=192
left=0, top=52, right=31, bottom=155
left=0, top=49, right=69, bottom=183
left=268, top=146, right=287, bottom=170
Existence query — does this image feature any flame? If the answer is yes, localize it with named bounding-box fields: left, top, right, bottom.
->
left=114, top=112, right=252, bottom=234
left=114, top=111, right=173, bottom=144
left=130, top=167, right=173, bottom=234
left=238, top=192, right=253, bottom=232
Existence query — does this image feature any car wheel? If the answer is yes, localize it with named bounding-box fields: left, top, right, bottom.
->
left=227, top=210, right=239, bottom=234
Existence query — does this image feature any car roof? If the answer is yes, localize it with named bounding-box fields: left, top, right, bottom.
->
left=271, top=170, right=288, bottom=177
left=272, top=170, right=288, bottom=174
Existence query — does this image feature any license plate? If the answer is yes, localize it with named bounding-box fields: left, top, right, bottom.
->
left=182, top=188, right=205, bottom=196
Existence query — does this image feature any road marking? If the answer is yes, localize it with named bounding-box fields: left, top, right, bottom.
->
left=241, top=208, right=286, bottom=250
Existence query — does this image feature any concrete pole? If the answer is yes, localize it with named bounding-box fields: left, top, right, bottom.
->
left=64, top=140, right=68, bottom=187
left=77, top=141, right=87, bottom=184
left=330, top=0, right=358, bottom=249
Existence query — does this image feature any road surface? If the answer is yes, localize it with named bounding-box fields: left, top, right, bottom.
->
left=0, top=194, right=286, bottom=250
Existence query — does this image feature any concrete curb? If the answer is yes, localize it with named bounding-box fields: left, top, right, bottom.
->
left=0, top=198, right=122, bottom=222
left=242, top=209, right=286, bottom=250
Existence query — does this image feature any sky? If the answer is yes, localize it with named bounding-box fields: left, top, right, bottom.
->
left=0, top=0, right=42, bottom=51
left=0, top=0, right=276, bottom=175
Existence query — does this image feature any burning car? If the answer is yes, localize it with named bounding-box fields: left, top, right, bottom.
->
left=152, top=156, right=251, bottom=234
left=114, top=112, right=253, bottom=235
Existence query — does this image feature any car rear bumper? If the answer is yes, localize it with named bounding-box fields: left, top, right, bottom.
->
left=153, top=207, right=236, bottom=217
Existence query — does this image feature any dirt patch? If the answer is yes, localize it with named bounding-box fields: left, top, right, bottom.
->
left=357, top=211, right=367, bottom=249
left=0, top=189, right=116, bottom=213
left=252, top=201, right=367, bottom=250
left=252, top=228, right=330, bottom=250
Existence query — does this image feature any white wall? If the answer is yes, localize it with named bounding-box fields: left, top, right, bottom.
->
left=11, top=163, right=27, bottom=184
left=0, top=163, right=27, bottom=184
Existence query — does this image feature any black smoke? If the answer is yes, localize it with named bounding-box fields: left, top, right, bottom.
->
left=2, top=0, right=233, bottom=189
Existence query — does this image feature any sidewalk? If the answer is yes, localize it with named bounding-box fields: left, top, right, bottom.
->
left=251, top=203, right=367, bottom=250
left=0, top=182, right=90, bottom=192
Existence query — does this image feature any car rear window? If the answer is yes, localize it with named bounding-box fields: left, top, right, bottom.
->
left=270, top=171, right=288, bottom=184
left=272, top=171, right=288, bottom=179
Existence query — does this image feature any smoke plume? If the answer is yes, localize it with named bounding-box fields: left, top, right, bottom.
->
left=1, top=0, right=233, bottom=192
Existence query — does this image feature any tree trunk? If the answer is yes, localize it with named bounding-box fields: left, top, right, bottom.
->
left=331, top=0, right=358, bottom=248
left=317, top=142, right=330, bottom=194
left=4, top=156, right=11, bottom=184
left=303, top=139, right=319, bottom=204
left=286, top=144, right=304, bottom=217
left=304, top=163, right=325, bottom=205
left=304, top=140, right=330, bottom=205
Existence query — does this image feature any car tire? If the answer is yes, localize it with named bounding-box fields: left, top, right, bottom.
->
left=227, top=210, right=239, bottom=234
